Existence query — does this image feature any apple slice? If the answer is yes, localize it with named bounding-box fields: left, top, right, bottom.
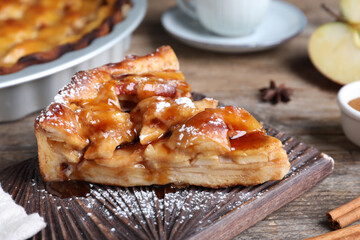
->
left=340, top=0, right=360, bottom=24
left=308, top=22, right=360, bottom=85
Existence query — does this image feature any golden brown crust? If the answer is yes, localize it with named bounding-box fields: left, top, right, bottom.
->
left=35, top=46, right=290, bottom=187
left=99, top=46, right=180, bottom=76
left=0, top=0, right=132, bottom=75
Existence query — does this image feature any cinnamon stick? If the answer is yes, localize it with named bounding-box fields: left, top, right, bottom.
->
left=305, top=224, right=360, bottom=240
left=327, top=197, right=360, bottom=229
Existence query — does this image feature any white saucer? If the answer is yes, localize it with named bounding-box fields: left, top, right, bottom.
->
left=161, top=0, right=307, bottom=53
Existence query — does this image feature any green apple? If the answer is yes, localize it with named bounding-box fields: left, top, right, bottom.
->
left=308, top=22, right=360, bottom=85
left=340, top=0, right=360, bottom=24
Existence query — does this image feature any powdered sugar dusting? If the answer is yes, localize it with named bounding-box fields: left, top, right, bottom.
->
left=155, top=101, right=171, bottom=112
left=78, top=184, right=269, bottom=232
left=208, top=117, right=225, bottom=127
left=174, top=97, right=195, bottom=108
left=35, top=103, right=66, bottom=127
left=36, top=70, right=99, bottom=126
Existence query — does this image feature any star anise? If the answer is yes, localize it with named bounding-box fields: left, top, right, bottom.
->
left=259, top=80, right=293, bottom=104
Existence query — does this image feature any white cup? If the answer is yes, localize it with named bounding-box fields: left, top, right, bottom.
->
left=176, top=0, right=271, bottom=37
left=337, top=81, right=360, bottom=147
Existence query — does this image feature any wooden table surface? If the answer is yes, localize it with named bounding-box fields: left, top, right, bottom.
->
left=1, top=0, right=359, bottom=239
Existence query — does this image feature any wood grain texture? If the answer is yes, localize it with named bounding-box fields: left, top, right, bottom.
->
left=1, top=0, right=359, bottom=239
left=0, top=123, right=333, bottom=240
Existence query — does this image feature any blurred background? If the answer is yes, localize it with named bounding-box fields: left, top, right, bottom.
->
left=1, top=0, right=359, bottom=239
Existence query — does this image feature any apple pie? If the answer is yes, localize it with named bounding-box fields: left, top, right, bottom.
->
left=35, top=46, right=290, bottom=188
left=0, top=0, right=131, bottom=75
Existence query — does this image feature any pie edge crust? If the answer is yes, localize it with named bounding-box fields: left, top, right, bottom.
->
left=0, top=0, right=132, bottom=75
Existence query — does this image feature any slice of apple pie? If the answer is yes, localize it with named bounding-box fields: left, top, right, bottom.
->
left=35, top=46, right=290, bottom=188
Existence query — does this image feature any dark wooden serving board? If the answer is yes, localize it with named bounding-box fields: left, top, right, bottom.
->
left=0, top=124, right=334, bottom=240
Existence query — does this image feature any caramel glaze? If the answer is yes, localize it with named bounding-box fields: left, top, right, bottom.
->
left=114, top=72, right=191, bottom=101
left=230, top=132, right=268, bottom=151
left=74, top=81, right=135, bottom=159
left=116, top=141, right=145, bottom=151
left=167, top=106, right=266, bottom=154
left=46, top=181, right=91, bottom=199
left=68, top=71, right=192, bottom=157
left=153, top=185, right=179, bottom=199
left=48, top=126, right=269, bottom=197
left=130, top=96, right=200, bottom=145
left=186, top=106, right=264, bottom=134
left=119, top=100, right=137, bottom=112
left=103, top=112, right=268, bottom=185
left=48, top=71, right=270, bottom=194
left=77, top=81, right=128, bottom=136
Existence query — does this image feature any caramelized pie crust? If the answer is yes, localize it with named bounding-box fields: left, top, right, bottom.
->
left=0, top=0, right=131, bottom=75
left=35, top=46, right=290, bottom=188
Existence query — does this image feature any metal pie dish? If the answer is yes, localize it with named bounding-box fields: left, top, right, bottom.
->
left=0, top=0, right=147, bottom=122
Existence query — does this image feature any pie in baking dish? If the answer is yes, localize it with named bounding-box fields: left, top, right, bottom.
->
left=0, top=0, right=131, bottom=75
left=35, top=46, right=290, bottom=188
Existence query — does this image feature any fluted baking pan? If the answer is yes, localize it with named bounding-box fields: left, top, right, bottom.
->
left=0, top=0, right=147, bottom=122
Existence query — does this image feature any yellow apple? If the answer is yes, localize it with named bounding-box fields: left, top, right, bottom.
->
left=340, top=0, right=360, bottom=24
left=308, top=22, right=360, bottom=85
